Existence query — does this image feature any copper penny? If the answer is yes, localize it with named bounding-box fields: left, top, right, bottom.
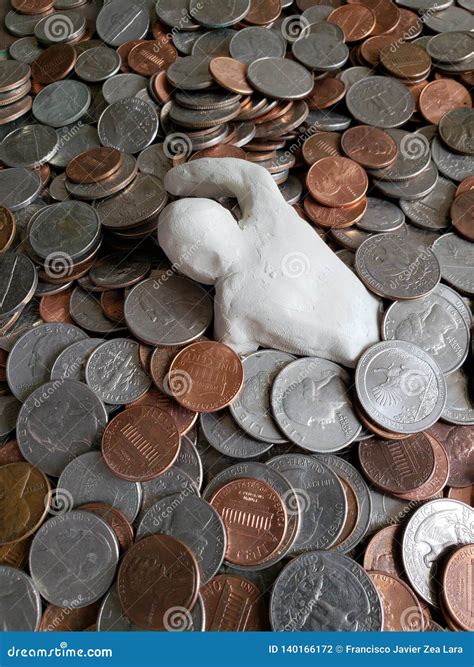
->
left=190, top=145, right=247, bottom=160
left=393, top=433, right=449, bottom=501
left=451, top=191, right=474, bottom=242
left=210, top=477, right=287, bottom=566
left=328, top=4, right=376, bottom=41
left=209, top=57, right=253, bottom=95
left=101, top=406, right=181, bottom=482
left=150, top=344, right=183, bottom=394
left=442, top=544, right=474, bottom=631
left=0, top=207, right=16, bottom=255
left=447, top=485, right=473, bottom=506
left=118, top=534, right=200, bottom=630
left=128, top=40, right=177, bottom=76
left=31, top=44, right=77, bottom=84
left=39, top=601, right=101, bottom=632
left=306, top=156, right=368, bottom=207
left=303, top=195, right=368, bottom=229
left=428, top=423, right=473, bottom=488
left=389, top=7, right=422, bottom=40
left=359, top=433, right=436, bottom=494
left=79, top=502, right=134, bottom=552
left=129, top=384, right=197, bottom=436
left=368, top=571, right=424, bottom=631
left=11, top=0, right=53, bottom=13
left=200, top=575, right=268, bottom=631
left=245, top=0, right=281, bottom=25
left=341, top=125, right=398, bottom=169
left=363, top=525, right=405, bottom=579
left=307, top=78, right=346, bottom=110
left=0, top=462, right=51, bottom=546
left=0, top=538, right=31, bottom=569
left=456, top=176, right=474, bottom=198
left=117, top=40, right=145, bottom=73
left=302, top=132, right=342, bottom=166
left=380, top=42, right=431, bottom=80
left=333, top=477, right=359, bottom=548
left=168, top=341, right=243, bottom=413
left=100, top=289, right=125, bottom=323
left=39, top=289, right=73, bottom=324
left=66, top=147, right=123, bottom=184
left=151, top=70, right=173, bottom=104
left=138, top=343, right=153, bottom=374
left=419, top=79, right=472, bottom=125
left=360, top=35, right=397, bottom=66
left=0, top=439, right=26, bottom=465
left=348, top=0, right=400, bottom=35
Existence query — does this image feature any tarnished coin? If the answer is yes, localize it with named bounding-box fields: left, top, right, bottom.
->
left=429, top=423, right=473, bottom=487
left=355, top=340, right=447, bottom=434
left=200, top=410, right=274, bottom=458
left=39, top=600, right=101, bottom=632
left=32, top=80, right=90, bottom=127
left=402, top=498, right=473, bottom=604
left=98, top=97, right=159, bottom=153
left=368, top=571, right=423, bottom=631
left=124, top=276, right=213, bottom=346
left=96, top=0, right=149, bottom=46
left=89, top=254, right=150, bottom=288
left=247, top=57, right=313, bottom=100
left=267, top=454, right=346, bottom=552
left=69, top=287, right=125, bottom=334
left=0, top=252, right=37, bottom=320
left=200, top=575, right=268, bottom=631
left=17, top=379, right=107, bottom=477
left=0, top=566, right=41, bottom=631
left=431, top=136, right=473, bottom=183
left=209, top=57, right=253, bottom=95
left=85, top=338, right=151, bottom=405
left=0, top=124, right=58, bottom=167
left=102, top=72, right=148, bottom=104
left=192, top=29, right=236, bottom=57
left=271, top=357, right=362, bottom=452
left=363, top=524, right=405, bottom=579
left=136, top=494, right=226, bottom=583
left=442, top=368, right=474, bottom=425
left=6, top=322, right=87, bottom=401
left=270, top=551, right=383, bottom=631
left=0, top=168, right=42, bottom=211
left=230, top=349, right=295, bottom=444
left=346, top=76, right=415, bottom=128
left=432, top=233, right=474, bottom=296
left=0, top=462, right=50, bottom=545
left=29, top=510, right=119, bottom=607
left=166, top=56, right=214, bottom=90
left=382, top=290, right=470, bottom=374
left=442, top=544, right=474, bottom=631
left=57, top=450, right=142, bottom=521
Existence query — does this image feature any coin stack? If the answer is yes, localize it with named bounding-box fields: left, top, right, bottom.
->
left=0, top=0, right=473, bottom=636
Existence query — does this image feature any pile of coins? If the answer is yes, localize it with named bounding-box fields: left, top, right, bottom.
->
left=0, top=0, right=473, bottom=635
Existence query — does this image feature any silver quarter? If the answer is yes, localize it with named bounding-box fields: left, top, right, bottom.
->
left=247, top=57, right=313, bottom=100
left=432, top=233, right=474, bottom=296
left=400, top=177, right=456, bottom=231
left=140, top=467, right=199, bottom=519
left=32, top=80, right=91, bottom=127
left=102, top=73, right=148, bottom=105
left=441, top=367, right=474, bottom=425
left=346, top=76, right=415, bottom=128
left=229, top=27, right=286, bottom=64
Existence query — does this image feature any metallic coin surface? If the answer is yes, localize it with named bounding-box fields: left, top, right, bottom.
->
left=229, top=27, right=285, bottom=65
left=69, top=288, right=124, bottom=334
left=79, top=503, right=134, bottom=553
left=98, top=97, right=159, bottom=154
left=200, top=410, right=274, bottom=459
left=432, top=234, right=474, bottom=296
left=442, top=368, right=474, bottom=425
left=0, top=566, right=41, bottom=631
left=0, top=252, right=37, bottom=320
left=200, top=575, right=268, bottom=631
left=428, top=423, right=474, bottom=487
left=96, top=0, right=149, bottom=46
left=247, top=57, right=313, bottom=100
left=32, top=80, right=90, bottom=127
left=442, top=544, right=474, bottom=631
left=50, top=338, right=104, bottom=382
left=29, top=510, right=119, bottom=608
left=363, top=524, right=405, bottom=579
left=140, top=466, right=199, bottom=519
left=368, top=571, right=423, bottom=631
left=307, top=156, right=368, bottom=207
left=346, top=76, right=415, bottom=128
left=39, top=600, right=101, bottom=633
left=356, top=198, right=404, bottom=233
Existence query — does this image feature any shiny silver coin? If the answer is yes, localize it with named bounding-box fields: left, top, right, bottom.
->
left=32, top=80, right=90, bottom=127
left=200, top=410, right=274, bottom=459
left=85, top=338, right=151, bottom=405
left=267, top=454, right=347, bottom=552
left=372, top=161, right=439, bottom=201
left=229, top=27, right=286, bottom=64
left=439, top=107, right=474, bottom=156
left=140, top=467, right=199, bottom=519
left=356, top=198, right=405, bottom=233
left=174, top=89, right=241, bottom=110
left=136, top=494, right=226, bottom=583
left=355, top=340, right=447, bottom=434
left=190, top=0, right=251, bottom=28
left=102, top=72, right=149, bottom=105
left=0, top=124, right=58, bottom=167
left=0, top=300, right=42, bottom=353
left=279, top=175, right=303, bottom=205
left=49, top=123, right=100, bottom=169
left=0, top=252, right=37, bottom=320
left=402, top=498, right=473, bottom=604
left=75, top=46, right=121, bottom=82
left=441, top=367, right=474, bottom=425
left=271, top=357, right=362, bottom=452
left=435, top=283, right=472, bottom=327
left=29, top=510, right=119, bottom=607
left=136, top=143, right=172, bottom=182
left=166, top=56, right=214, bottom=90
left=174, top=435, right=203, bottom=489
left=230, top=349, right=295, bottom=444
left=331, top=226, right=372, bottom=250
left=69, top=287, right=126, bottom=334
left=0, top=566, right=41, bottom=631
left=17, top=379, right=107, bottom=477
left=423, top=5, right=474, bottom=32
left=64, top=153, right=138, bottom=200
left=270, top=551, right=383, bottom=631
left=192, top=28, right=236, bottom=57
left=6, top=322, right=88, bottom=402
left=9, top=36, right=43, bottom=63
left=395, top=0, right=453, bottom=10
left=432, top=233, right=474, bottom=296
left=0, top=167, right=42, bottom=211
left=247, top=57, right=313, bottom=100
left=35, top=278, right=73, bottom=297
left=346, top=76, right=415, bottom=128
left=293, top=29, right=349, bottom=72
left=431, top=136, right=474, bottom=182
left=57, top=450, right=142, bottom=521
left=399, top=177, right=456, bottom=230
left=96, top=0, right=149, bottom=46
left=34, top=11, right=85, bottom=44
left=50, top=337, right=105, bottom=382
left=426, top=31, right=474, bottom=63
left=0, top=394, right=21, bottom=438
left=316, top=453, right=372, bottom=553
left=98, top=97, right=159, bottom=153
left=124, top=275, right=213, bottom=346
left=382, top=291, right=470, bottom=375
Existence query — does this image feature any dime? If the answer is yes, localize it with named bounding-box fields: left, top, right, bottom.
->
left=442, top=544, right=474, bottom=631
left=355, top=340, right=447, bottom=434
left=357, top=198, right=404, bottom=233
left=0, top=566, right=41, bottom=631
left=270, top=551, right=383, bottom=631
left=271, top=357, right=362, bottom=452
left=368, top=571, right=423, bottom=631
left=363, top=525, right=405, bottom=579
left=136, top=494, right=226, bottom=583
left=200, top=575, right=268, bottom=631
left=230, top=349, right=295, bottom=444
left=402, top=498, right=473, bottom=604
left=58, top=451, right=142, bottom=522
left=293, top=26, right=349, bottom=72
left=79, top=503, right=133, bottom=553
left=200, top=410, right=273, bottom=458
left=118, top=534, right=200, bottom=630
left=29, top=510, right=119, bottom=607
left=0, top=462, right=50, bottom=545
left=75, top=46, right=121, bottom=82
